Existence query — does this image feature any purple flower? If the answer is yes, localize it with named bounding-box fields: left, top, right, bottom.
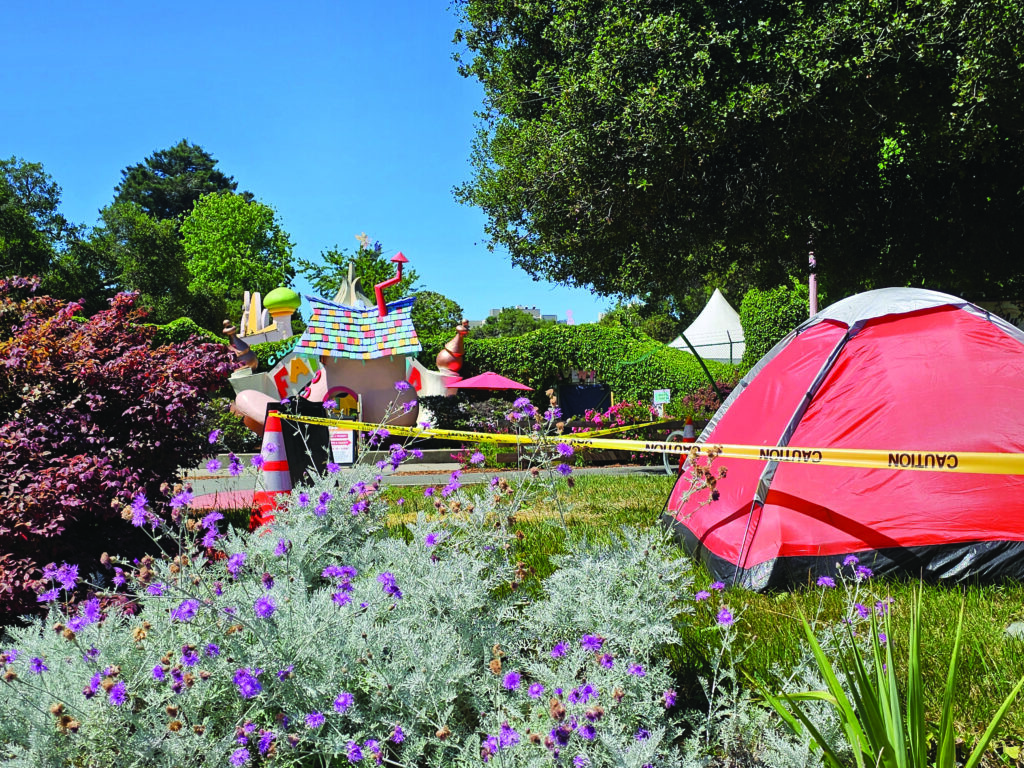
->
left=574, top=756, right=590, bottom=768
left=37, top=588, right=60, bottom=603
left=146, top=582, right=165, bottom=596
left=112, top=568, right=125, bottom=587
left=402, top=399, right=417, bottom=413
left=276, top=665, right=294, bottom=681
left=334, top=691, right=354, bottom=713
left=261, top=572, right=274, bottom=590
left=411, top=448, right=424, bottom=458
left=274, top=538, right=290, bottom=557
left=206, top=458, right=222, bottom=473
left=297, top=492, right=310, bottom=507
left=528, top=682, right=545, bottom=698
left=227, top=552, right=246, bottom=579
left=425, top=532, right=441, bottom=547
left=229, top=747, right=250, bottom=767
left=171, top=599, right=199, bottom=622
left=555, top=463, right=573, bottom=476
left=717, top=606, right=735, bottom=626
left=503, top=671, right=521, bottom=690
left=545, top=406, right=562, bottom=421
left=83, top=672, right=101, bottom=698
left=350, top=500, right=368, bottom=515
left=856, top=565, right=873, bottom=580
left=470, top=451, right=485, bottom=465
left=233, top=668, right=262, bottom=699
left=346, top=740, right=363, bottom=762
left=365, top=738, right=381, bottom=761
left=108, top=681, right=127, bottom=706
left=424, top=487, right=435, bottom=497
left=843, top=554, right=860, bottom=567
left=205, top=643, right=221, bottom=657
left=254, top=595, right=276, bottom=618
left=326, top=461, right=341, bottom=474
left=322, top=399, right=338, bottom=410
left=710, top=581, right=726, bottom=591
left=258, top=731, right=275, bottom=754
left=628, top=663, right=646, bottom=676
left=578, top=723, right=596, bottom=740
left=229, top=455, right=243, bottom=476
left=170, top=489, right=193, bottom=509
left=550, top=642, right=567, bottom=658
left=389, top=724, right=404, bottom=743
left=695, top=589, right=711, bottom=602
left=499, top=722, right=520, bottom=748
left=29, top=657, right=47, bottom=674
left=130, top=494, right=148, bottom=527
left=580, top=634, right=604, bottom=652
left=250, top=455, right=265, bottom=469
left=636, top=727, right=651, bottom=741
left=817, top=576, right=836, bottom=588
left=280, top=397, right=291, bottom=406
left=855, top=602, right=871, bottom=619
left=664, top=689, right=677, bottom=708
left=208, top=429, right=222, bottom=444
left=394, top=380, right=411, bottom=391
left=481, top=735, right=499, bottom=762
left=305, top=711, right=325, bottom=729
left=378, top=572, right=402, bottom=599
left=568, top=683, right=597, bottom=704
left=152, top=665, right=165, bottom=681
left=181, top=647, right=199, bottom=667
left=598, top=653, right=614, bottom=669
left=83, top=647, right=99, bottom=662
left=556, top=442, right=574, bottom=457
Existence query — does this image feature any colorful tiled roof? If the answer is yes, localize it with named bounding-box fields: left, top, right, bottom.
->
left=296, top=296, right=421, bottom=360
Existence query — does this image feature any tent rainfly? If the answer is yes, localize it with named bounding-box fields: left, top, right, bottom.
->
left=663, top=287, right=1024, bottom=590
left=669, top=289, right=745, bottom=364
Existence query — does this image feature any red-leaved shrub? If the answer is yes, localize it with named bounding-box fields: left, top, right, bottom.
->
left=0, top=277, right=233, bottom=621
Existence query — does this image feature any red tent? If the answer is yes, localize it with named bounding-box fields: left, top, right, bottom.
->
left=663, top=288, right=1024, bottom=589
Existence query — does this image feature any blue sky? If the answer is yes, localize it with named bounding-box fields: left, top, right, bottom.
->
left=0, top=1, right=615, bottom=324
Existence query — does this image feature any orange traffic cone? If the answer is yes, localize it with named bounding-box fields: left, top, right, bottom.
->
left=250, top=411, right=292, bottom=529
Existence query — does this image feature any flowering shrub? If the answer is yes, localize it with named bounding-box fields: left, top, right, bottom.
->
left=0, top=277, right=233, bottom=620
left=0, top=444, right=697, bottom=766
left=579, top=400, right=659, bottom=430
left=665, top=382, right=736, bottom=422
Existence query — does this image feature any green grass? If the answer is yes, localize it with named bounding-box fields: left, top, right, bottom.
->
left=382, top=474, right=1024, bottom=745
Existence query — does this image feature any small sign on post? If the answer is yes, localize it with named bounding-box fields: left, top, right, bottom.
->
left=652, top=388, right=671, bottom=418
left=328, top=426, right=356, bottom=466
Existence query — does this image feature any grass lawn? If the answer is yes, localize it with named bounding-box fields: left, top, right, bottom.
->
left=383, top=473, right=1024, bottom=746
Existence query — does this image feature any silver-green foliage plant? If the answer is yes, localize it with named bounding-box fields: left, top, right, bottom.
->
left=0, top=433, right=694, bottom=767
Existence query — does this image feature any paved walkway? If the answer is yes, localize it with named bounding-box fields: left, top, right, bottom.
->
left=184, top=457, right=669, bottom=510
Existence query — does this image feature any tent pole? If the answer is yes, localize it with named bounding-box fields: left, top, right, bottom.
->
left=676, top=332, right=723, bottom=400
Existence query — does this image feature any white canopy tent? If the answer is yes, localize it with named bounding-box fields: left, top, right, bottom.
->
left=668, top=288, right=745, bottom=364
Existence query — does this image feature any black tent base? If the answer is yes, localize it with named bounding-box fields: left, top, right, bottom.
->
left=661, top=512, right=1024, bottom=591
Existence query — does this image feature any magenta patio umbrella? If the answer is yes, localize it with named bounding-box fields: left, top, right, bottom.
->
left=448, top=371, right=533, bottom=391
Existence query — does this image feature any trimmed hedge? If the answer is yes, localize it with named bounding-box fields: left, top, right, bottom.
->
left=149, top=316, right=226, bottom=347
left=739, top=281, right=813, bottom=367
left=463, top=324, right=734, bottom=403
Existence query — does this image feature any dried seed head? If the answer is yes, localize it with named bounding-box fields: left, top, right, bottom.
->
left=168, top=720, right=182, bottom=732
left=193, top=725, right=205, bottom=735
left=549, top=698, right=566, bottom=721
left=436, top=725, right=451, bottom=741
left=50, top=703, right=65, bottom=716
left=165, top=705, right=178, bottom=716
left=488, top=658, right=502, bottom=675
left=62, top=628, right=76, bottom=641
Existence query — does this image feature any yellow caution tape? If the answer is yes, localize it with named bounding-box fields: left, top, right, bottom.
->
left=272, top=414, right=1024, bottom=475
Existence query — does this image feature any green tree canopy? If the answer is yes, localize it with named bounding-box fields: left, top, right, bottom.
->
left=472, top=307, right=554, bottom=339
left=598, top=301, right=679, bottom=344
left=113, top=140, right=239, bottom=222
left=180, top=192, right=294, bottom=319
left=296, top=237, right=420, bottom=304
left=411, top=289, right=464, bottom=340
left=454, top=0, right=1024, bottom=304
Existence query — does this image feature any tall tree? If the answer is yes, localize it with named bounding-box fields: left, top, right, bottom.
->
left=472, top=307, right=553, bottom=339
left=113, top=140, right=239, bottom=222
left=454, top=0, right=1024, bottom=304
left=180, top=192, right=294, bottom=320
left=296, top=236, right=420, bottom=304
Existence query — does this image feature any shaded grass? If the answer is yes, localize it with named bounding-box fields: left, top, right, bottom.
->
left=382, top=473, right=1024, bottom=743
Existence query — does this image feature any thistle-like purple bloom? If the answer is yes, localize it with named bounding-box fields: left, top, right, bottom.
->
left=170, top=489, right=193, bottom=509
left=636, top=728, right=651, bottom=741
left=326, top=461, right=341, bottom=474
left=598, top=653, right=614, bottom=669
left=229, top=455, right=244, bottom=476
left=108, top=681, right=127, bottom=705
left=181, top=647, right=199, bottom=667
left=710, top=581, right=726, bottom=591
left=334, top=691, right=354, bottom=713
left=378, top=572, right=402, bottom=599
left=258, top=730, right=275, bottom=754
left=391, top=724, right=405, bottom=743
left=305, top=711, right=325, bottom=729
left=112, top=567, right=125, bottom=587
left=628, top=663, right=646, bottom=676
left=470, top=451, right=485, bottom=465
left=528, top=682, right=545, bottom=698
left=37, top=588, right=60, bottom=603
left=208, top=429, right=222, bottom=444
left=254, top=595, right=276, bottom=618
left=227, top=552, right=246, bottom=579
left=578, top=723, right=596, bottom=740
left=855, top=602, right=871, bottom=619
left=394, top=380, right=411, bottom=391
left=499, top=722, right=521, bottom=748
left=556, top=442, right=574, bottom=457
left=346, top=740, right=363, bottom=762
left=843, top=554, right=860, bottom=567
left=817, top=576, right=836, bottom=588
left=580, top=634, right=604, bottom=652
left=424, top=487, right=435, bottom=497
left=233, top=668, right=262, bottom=699
left=550, top=642, right=567, bottom=658
left=152, top=665, right=165, bottom=681
left=206, top=458, right=222, bottom=473
left=250, top=455, right=264, bottom=469
left=274, top=538, right=290, bottom=556
left=856, top=565, right=873, bottom=580
left=425, top=532, right=441, bottom=547
left=664, top=689, right=677, bottom=708
left=568, top=683, right=597, bottom=704
left=229, top=747, right=250, bottom=767
left=717, top=606, right=735, bottom=626
left=205, top=643, right=220, bottom=657
left=555, top=463, right=573, bottom=476
left=171, top=599, right=199, bottom=622
left=503, top=671, right=521, bottom=690
left=55, top=563, right=78, bottom=591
